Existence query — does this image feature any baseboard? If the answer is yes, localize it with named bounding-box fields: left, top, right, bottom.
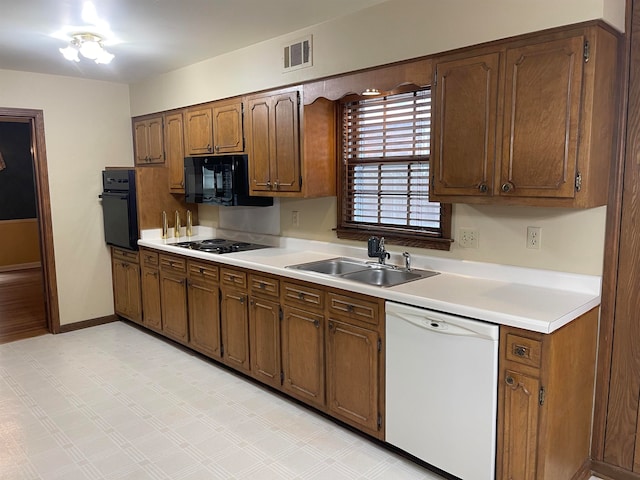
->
left=592, top=460, right=640, bottom=480
left=0, top=262, right=41, bottom=272
left=571, top=459, right=593, bottom=480
left=58, top=315, right=119, bottom=333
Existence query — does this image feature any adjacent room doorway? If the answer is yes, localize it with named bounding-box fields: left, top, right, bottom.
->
left=0, top=108, right=59, bottom=342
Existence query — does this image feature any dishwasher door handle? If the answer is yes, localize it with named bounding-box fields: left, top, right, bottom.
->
left=390, top=311, right=498, bottom=340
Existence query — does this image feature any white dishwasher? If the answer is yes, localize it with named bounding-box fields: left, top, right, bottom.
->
left=385, top=301, right=499, bottom=480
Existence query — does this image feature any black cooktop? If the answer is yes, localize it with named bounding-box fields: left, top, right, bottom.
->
left=173, top=238, right=269, bottom=254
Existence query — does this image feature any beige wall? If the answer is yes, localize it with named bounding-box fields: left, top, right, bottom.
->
left=135, top=0, right=620, bottom=276
left=0, top=69, right=132, bottom=325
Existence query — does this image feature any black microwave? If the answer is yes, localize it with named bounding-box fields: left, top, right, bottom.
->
left=184, top=155, right=273, bottom=207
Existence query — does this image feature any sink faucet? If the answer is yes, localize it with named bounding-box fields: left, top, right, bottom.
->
left=367, top=236, right=391, bottom=264
left=377, top=237, right=390, bottom=264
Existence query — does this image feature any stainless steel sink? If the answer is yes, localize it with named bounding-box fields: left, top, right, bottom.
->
left=286, top=257, right=438, bottom=287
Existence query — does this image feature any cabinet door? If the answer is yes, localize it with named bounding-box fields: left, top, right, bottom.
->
left=133, top=121, right=150, bottom=165
left=326, top=319, right=380, bottom=433
left=271, top=91, right=301, bottom=192
left=165, top=112, right=186, bottom=193
left=213, top=101, right=244, bottom=153
left=113, top=259, right=142, bottom=322
left=188, top=279, right=221, bottom=359
left=141, top=267, right=162, bottom=330
left=500, top=36, right=584, bottom=199
left=221, top=288, right=250, bottom=373
left=432, top=52, right=500, bottom=197
left=185, top=107, right=214, bottom=155
left=281, top=306, right=325, bottom=408
left=249, top=297, right=281, bottom=387
left=246, top=96, right=272, bottom=192
left=134, top=117, right=164, bottom=165
left=160, top=272, right=188, bottom=342
left=499, top=369, right=540, bottom=480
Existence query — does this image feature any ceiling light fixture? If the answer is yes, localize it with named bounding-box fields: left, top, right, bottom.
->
left=362, top=88, right=381, bottom=96
left=59, top=33, right=114, bottom=64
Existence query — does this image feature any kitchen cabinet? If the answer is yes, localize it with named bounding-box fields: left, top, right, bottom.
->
left=281, top=281, right=325, bottom=408
left=140, top=248, right=162, bottom=331
left=326, top=292, right=384, bottom=438
left=184, top=99, right=244, bottom=157
left=159, top=254, right=189, bottom=343
left=111, top=247, right=142, bottom=323
left=133, top=115, right=164, bottom=165
left=496, top=307, right=598, bottom=480
left=165, top=111, right=186, bottom=193
left=430, top=23, right=618, bottom=208
left=220, top=267, right=250, bottom=373
left=246, top=87, right=336, bottom=198
left=248, top=273, right=281, bottom=388
left=187, top=260, right=221, bottom=359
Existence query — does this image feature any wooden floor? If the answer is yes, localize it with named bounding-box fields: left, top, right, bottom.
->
left=0, top=266, right=48, bottom=344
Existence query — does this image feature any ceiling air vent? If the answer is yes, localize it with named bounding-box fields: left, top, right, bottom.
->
left=283, top=35, right=312, bottom=72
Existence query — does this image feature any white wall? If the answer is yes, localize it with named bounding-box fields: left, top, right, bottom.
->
left=133, top=0, right=620, bottom=276
left=0, top=69, right=132, bottom=326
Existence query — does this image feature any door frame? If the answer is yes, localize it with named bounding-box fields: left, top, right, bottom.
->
left=0, top=108, right=60, bottom=333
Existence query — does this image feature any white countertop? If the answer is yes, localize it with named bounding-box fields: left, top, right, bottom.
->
left=138, top=227, right=601, bottom=334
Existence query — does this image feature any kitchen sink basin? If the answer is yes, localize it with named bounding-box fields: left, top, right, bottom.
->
left=286, top=257, right=439, bottom=287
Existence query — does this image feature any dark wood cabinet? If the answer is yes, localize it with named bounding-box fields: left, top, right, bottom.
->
left=133, top=116, right=164, bottom=165
left=430, top=24, right=618, bottom=208
left=165, top=111, right=186, bottom=193
left=159, top=254, right=188, bottom=343
left=212, top=99, right=244, bottom=154
left=140, top=249, right=162, bottom=331
left=187, top=260, right=221, bottom=359
left=249, top=274, right=281, bottom=387
left=220, top=268, right=250, bottom=373
left=111, top=248, right=142, bottom=323
left=184, top=106, right=214, bottom=155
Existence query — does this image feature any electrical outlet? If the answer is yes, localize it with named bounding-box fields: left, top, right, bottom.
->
left=527, top=226, right=541, bottom=249
left=292, top=210, right=300, bottom=227
left=459, top=228, right=479, bottom=248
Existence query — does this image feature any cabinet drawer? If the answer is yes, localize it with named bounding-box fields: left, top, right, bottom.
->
left=159, top=254, right=186, bottom=274
left=141, top=249, right=159, bottom=267
left=283, top=281, right=324, bottom=310
left=249, top=274, right=279, bottom=298
left=221, top=268, right=247, bottom=289
left=112, top=247, right=139, bottom=263
left=188, top=260, right=219, bottom=284
left=505, top=333, right=542, bottom=368
left=328, top=292, right=379, bottom=326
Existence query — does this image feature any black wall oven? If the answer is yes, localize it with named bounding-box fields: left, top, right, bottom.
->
left=99, top=169, right=139, bottom=251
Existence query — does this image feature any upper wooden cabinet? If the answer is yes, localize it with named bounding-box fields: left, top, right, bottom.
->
left=165, top=111, right=186, bottom=193
left=246, top=86, right=336, bottom=198
left=184, top=99, right=244, bottom=156
left=430, top=23, right=619, bottom=207
left=133, top=115, right=164, bottom=165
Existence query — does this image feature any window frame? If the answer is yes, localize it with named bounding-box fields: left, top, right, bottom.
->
left=336, top=86, right=452, bottom=251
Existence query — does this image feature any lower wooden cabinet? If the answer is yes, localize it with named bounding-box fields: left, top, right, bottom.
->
left=249, top=273, right=281, bottom=388
left=140, top=249, right=162, bottom=331
left=221, top=268, right=250, bottom=373
left=159, top=254, right=188, bottom=343
left=111, top=247, right=142, bottom=323
left=496, top=308, right=598, bottom=480
left=187, top=260, right=221, bottom=359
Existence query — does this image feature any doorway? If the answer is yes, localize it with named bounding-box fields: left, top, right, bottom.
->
left=0, top=108, right=59, bottom=342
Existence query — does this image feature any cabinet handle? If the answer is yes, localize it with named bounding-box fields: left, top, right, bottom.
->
left=347, top=304, right=354, bottom=313
left=207, top=144, right=212, bottom=152
left=199, top=267, right=204, bottom=274
left=514, top=345, right=528, bottom=357
left=240, top=296, right=245, bottom=304
left=478, top=183, right=488, bottom=193
left=215, top=145, right=220, bottom=152
left=266, top=181, right=272, bottom=189
left=328, top=321, right=333, bottom=330
left=501, top=182, right=514, bottom=193
left=274, top=181, right=280, bottom=190
left=297, top=292, right=305, bottom=300
left=259, top=282, right=266, bottom=289
left=314, top=319, right=320, bottom=328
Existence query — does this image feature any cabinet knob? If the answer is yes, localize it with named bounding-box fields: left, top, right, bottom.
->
left=501, top=182, right=514, bottom=193
left=314, top=319, right=320, bottom=328
left=207, top=144, right=212, bottom=152
left=478, top=183, right=488, bottom=193
left=240, top=296, right=245, bottom=304
left=215, top=145, right=220, bottom=152
left=274, top=181, right=280, bottom=190
left=298, top=292, right=305, bottom=300
left=514, top=345, right=528, bottom=357
left=266, top=181, right=272, bottom=189
left=505, top=375, right=515, bottom=386
left=199, top=267, right=204, bottom=274
left=259, top=282, right=266, bottom=289
left=347, top=304, right=354, bottom=313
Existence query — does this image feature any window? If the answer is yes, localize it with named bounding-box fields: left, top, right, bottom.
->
left=336, top=88, right=452, bottom=250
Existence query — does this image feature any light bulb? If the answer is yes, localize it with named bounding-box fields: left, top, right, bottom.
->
left=79, top=38, right=102, bottom=60
left=60, top=45, right=80, bottom=62
left=95, top=49, right=114, bottom=64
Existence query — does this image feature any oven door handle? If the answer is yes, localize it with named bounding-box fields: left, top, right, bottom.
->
left=99, top=193, right=128, bottom=200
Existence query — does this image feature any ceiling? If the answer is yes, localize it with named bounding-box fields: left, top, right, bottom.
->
left=0, top=0, right=387, bottom=84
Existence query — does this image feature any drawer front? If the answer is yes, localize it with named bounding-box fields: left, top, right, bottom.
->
left=283, top=282, right=324, bottom=310
left=328, top=292, right=379, bottom=326
left=249, top=274, right=279, bottom=298
left=141, top=249, right=159, bottom=268
left=188, top=260, right=219, bottom=284
left=221, top=268, right=247, bottom=289
left=160, top=254, right=186, bottom=274
left=112, top=247, right=139, bottom=263
left=505, top=333, right=542, bottom=368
